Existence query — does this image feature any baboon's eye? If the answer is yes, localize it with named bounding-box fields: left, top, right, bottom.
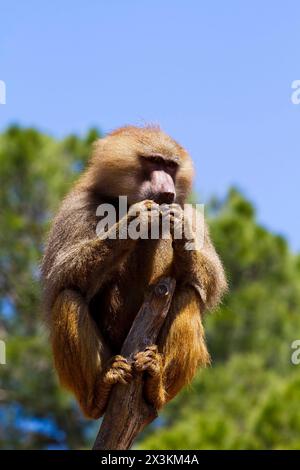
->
left=140, top=154, right=179, bottom=173
left=165, top=160, right=178, bottom=170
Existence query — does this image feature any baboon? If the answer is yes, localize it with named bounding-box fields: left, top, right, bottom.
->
left=41, top=125, right=227, bottom=419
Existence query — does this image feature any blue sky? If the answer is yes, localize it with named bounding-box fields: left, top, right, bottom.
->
left=0, top=1, right=299, bottom=249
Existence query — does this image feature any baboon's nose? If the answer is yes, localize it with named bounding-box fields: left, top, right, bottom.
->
left=159, top=191, right=175, bottom=204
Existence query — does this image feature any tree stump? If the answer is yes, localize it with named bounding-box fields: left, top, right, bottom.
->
left=93, top=277, right=176, bottom=450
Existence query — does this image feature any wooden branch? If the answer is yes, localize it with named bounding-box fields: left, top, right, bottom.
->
left=93, top=277, right=176, bottom=450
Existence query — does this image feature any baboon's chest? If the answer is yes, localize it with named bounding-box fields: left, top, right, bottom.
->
left=90, top=239, right=173, bottom=352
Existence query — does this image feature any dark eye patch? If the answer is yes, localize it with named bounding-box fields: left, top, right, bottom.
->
left=143, top=154, right=179, bottom=169
left=147, top=155, right=165, bottom=165
left=165, top=160, right=178, bottom=170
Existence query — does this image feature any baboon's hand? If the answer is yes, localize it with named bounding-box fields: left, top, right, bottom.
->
left=128, top=200, right=159, bottom=219
left=161, top=203, right=196, bottom=249
left=160, top=203, right=184, bottom=239
left=128, top=200, right=160, bottom=238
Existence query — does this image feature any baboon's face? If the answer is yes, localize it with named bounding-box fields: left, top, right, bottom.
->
left=90, top=126, right=194, bottom=206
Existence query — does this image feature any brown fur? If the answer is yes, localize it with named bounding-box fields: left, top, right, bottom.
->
left=41, top=125, right=227, bottom=419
